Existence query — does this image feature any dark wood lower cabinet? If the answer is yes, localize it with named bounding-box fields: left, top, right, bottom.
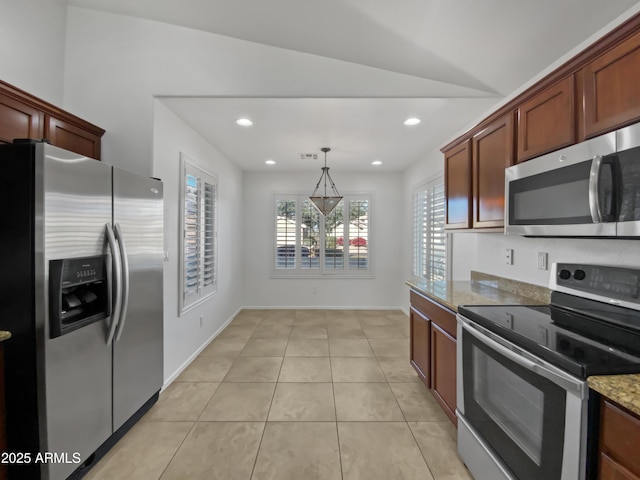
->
left=430, top=322, right=457, bottom=426
left=409, top=289, right=457, bottom=427
left=598, top=399, right=640, bottom=479
left=410, top=307, right=430, bottom=386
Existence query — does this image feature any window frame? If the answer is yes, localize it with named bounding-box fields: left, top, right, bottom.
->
left=272, top=193, right=373, bottom=278
left=179, top=153, right=218, bottom=314
left=412, top=177, right=448, bottom=285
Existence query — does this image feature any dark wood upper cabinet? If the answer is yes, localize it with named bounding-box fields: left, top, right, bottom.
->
left=0, top=80, right=104, bottom=160
left=583, top=29, right=640, bottom=139
left=444, top=140, right=472, bottom=229
left=472, top=113, right=514, bottom=228
left=45, top=115, right=102, bottom=160
left=0, top=93, right=43, bottom=145
left=517, top=76, right=575, bottom=162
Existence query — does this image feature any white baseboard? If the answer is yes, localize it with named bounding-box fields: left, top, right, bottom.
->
left=161, top=305, right=242, bottom=391
left=240, top=305, right=403, bottom=311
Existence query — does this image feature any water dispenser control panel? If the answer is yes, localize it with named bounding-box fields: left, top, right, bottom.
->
left=49, top=255, right=109, bottom=338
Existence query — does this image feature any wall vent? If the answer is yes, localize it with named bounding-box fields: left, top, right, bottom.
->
left=299, top=153, right=318, bottom=161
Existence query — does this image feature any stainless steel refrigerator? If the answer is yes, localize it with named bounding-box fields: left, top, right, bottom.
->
left=0, top=142, right=163, bottom=480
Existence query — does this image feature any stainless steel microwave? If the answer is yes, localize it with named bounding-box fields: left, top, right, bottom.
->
left=505, top=122, right=640, bottom=237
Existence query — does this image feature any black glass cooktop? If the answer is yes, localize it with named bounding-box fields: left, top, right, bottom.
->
left=458, top=293, right=640, bottom=379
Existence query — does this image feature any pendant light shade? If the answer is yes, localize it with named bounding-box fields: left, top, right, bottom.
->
left=309, top=148, right=342, bottom=215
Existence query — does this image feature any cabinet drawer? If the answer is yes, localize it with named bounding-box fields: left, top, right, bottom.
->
left=409, top=290, right=456, bottom=338
left=600, top=400, right=640, bottom=477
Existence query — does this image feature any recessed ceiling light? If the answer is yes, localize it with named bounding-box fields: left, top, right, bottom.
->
left=265, top=159, right=276, bottom=165
left=404, top=117, right=421, bottom=126
left=236, top=118, right=253, bottom=126
left=372, top=160, right=383, bottom=166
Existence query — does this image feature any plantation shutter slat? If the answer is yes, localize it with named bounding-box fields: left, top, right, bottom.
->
left=180, top=155, right=218, bottom=314
left=413, top=179, right=447, bottom=283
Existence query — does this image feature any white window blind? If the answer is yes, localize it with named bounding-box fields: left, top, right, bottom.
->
left=180, top=155, right=217, bottom=314
left=274, top=194, right=371, bottom=276
left=413, top=178, right=447, bottom=283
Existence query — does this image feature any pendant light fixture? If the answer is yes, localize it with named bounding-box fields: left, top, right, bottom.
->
left=309, top=147, right=342, bottom=215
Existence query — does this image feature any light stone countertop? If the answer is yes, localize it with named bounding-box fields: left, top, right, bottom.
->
left=588, top=374, right=640, bottom=417
left=406, top=271, right=550, bottom=312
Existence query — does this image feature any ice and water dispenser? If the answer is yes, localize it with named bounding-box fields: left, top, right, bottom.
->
left=49, top=255, right=109, bottom=338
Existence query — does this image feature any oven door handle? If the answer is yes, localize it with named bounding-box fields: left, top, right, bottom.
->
left=459, top=316, right=587, bottom=398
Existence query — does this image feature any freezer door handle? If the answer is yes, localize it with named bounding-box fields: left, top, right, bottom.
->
left=114, top=223, right=130, bottom=342
left=105, top=223, right=122, bottom=345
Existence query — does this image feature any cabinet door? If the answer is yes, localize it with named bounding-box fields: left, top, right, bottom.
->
left=409, top=307, right=430, bottom=387
left=472, top=114, right=514, bottom=228
left=599, top=399, right=640, bottom=478
left=45, top=115, right=102, bottom=160
left=517, top=76, right=575, bottom=162
left=0, top=93, right=43, bottom=144
left=600, top=453, right=640, bottom=480
left=431, top=322, right=457, bottom=426
left=444, top=140, right=471, bottom=229
left=583, top=30, right=640, bottom=138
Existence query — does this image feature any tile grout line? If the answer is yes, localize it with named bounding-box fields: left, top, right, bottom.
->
left=249, top=311, right=291, bottom=480
left=329, top=318, right=345, bottom=480
left=155, top=420, right=199, bottom=480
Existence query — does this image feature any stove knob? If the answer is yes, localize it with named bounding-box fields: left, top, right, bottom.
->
left=559, top=269, right=571, bottom=280
left=573, top=269, right=586, bottom=281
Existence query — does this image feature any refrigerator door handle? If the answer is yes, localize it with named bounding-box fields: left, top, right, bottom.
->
left=106, top=223, right=122, bottom=345
left=114, top=223, right=130, bottom=342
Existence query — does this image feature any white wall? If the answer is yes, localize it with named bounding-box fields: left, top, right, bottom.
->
left=0, top=0, right=67, bottom=105
left=153, top=100, right=243, bottom=384
left=243, top=170, right=404, bottom=309
left=453, top=233, right=640, bottom=287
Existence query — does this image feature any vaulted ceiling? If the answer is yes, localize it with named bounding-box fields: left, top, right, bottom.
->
left=68, top=0, right=640, bottom=171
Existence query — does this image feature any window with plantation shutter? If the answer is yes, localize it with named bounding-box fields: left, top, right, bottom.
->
left=413, top=178, right=447, bottom=287
left=180, top=154, right=217, bottom=314
left=274, top=194, right=371, bottom=277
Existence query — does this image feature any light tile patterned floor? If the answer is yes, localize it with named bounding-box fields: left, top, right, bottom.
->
left=85, top=309, right=473, bottom=480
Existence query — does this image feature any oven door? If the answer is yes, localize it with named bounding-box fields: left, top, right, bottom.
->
left=456, top=315, right=589, bottom=480
left=505, top=131, right=616, bottom=237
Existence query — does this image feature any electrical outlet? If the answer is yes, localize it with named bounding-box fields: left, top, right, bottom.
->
left=538, top=252, right=548, bottom=270
left=505, top=248, right=513, bottom=265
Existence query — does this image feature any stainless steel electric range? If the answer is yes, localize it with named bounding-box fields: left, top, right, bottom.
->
left=456, top=263, right=640, bottom=480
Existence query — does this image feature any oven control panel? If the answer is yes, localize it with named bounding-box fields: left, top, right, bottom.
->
left=555, top=263, right=640, bottom=301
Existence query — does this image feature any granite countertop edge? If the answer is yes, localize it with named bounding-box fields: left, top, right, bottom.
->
left=588, top=374, right=640, bottom=417
left=406, top=272, right=551, bottom=312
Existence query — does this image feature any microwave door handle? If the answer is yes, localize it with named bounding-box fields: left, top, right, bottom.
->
left=459, top=317, right=586, bottom=397
left=105, top=223, right=122, bottom=345
left=589, top=155, right=604, bottom=223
